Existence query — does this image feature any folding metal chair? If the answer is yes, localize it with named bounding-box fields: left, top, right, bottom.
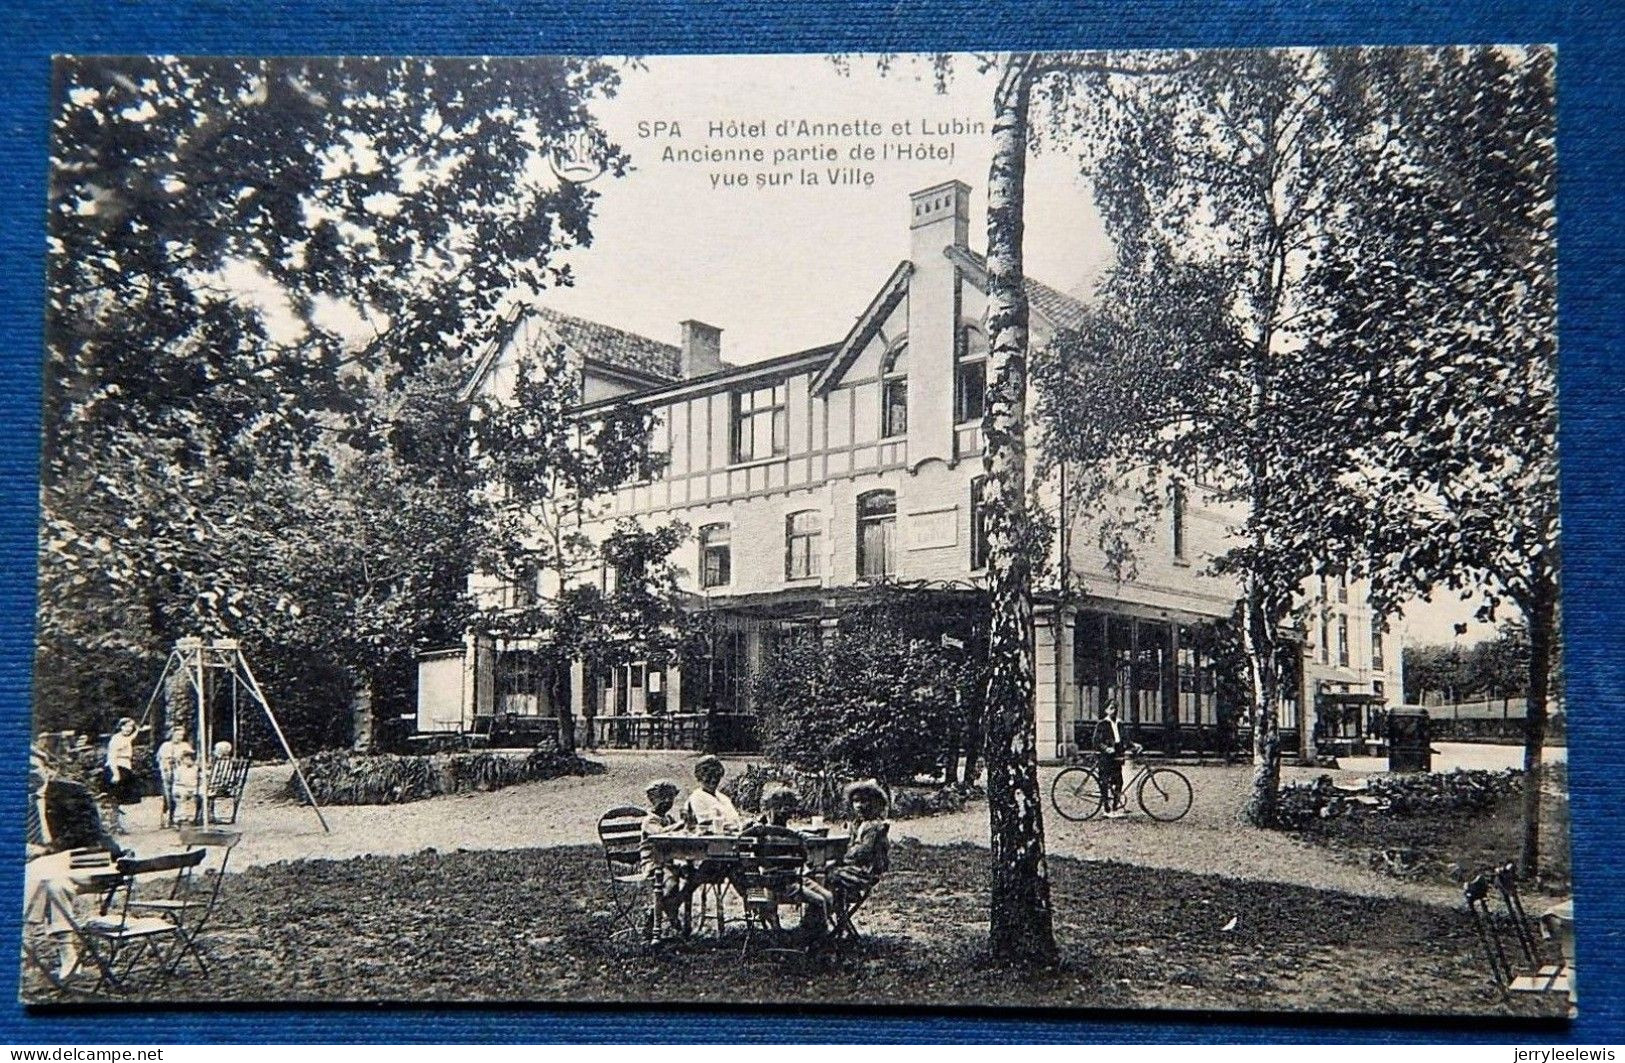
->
left=126, top=828, right=240, bottom=976
left=597, top=805, right=654, bottom=942
left=735, top=824, right=810, bottom=959
left=1465, top=861, right=1551, bottom=995
left=28, top=850, right=204, bottom=994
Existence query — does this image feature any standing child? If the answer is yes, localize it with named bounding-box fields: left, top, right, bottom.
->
left=170, top=750, right=203, bottom=827
left=154, top=726, right=192, bottom=827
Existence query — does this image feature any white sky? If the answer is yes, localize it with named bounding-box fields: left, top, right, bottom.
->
left=544, top=54, right=1108, bottom=362
left=536, top=54, right=1500, bottom=649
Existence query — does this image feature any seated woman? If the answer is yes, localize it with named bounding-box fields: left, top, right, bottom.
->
left=683, top=755, right=742, bottom=830
left=826, top=779, right=891, bottom=926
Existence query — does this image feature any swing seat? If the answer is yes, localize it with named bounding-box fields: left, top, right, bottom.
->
left=204, top=759, right=251, bottom=824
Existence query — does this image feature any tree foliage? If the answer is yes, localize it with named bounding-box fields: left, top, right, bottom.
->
left=1035, top=49, right=1385, bottom=824
left=753, top=590, right=985, bottom=786
left=467, top=346, right=690, bottom=750
left=40, top=56, right=630, bottom=746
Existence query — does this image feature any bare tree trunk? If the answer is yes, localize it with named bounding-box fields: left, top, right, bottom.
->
left=981, top=55, right=1059, bottom=967
left=1519, top=583, right=1557, bottom=878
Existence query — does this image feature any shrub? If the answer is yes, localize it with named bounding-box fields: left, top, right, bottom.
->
left=287, top=748, right=605, bottom=806
left=752, top=606, right=976, bottom=785
left=1276, top=768, right=1522, bottom=829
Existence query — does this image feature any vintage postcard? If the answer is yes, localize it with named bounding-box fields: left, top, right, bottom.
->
left=26, top=49, right=1568, bottom=1015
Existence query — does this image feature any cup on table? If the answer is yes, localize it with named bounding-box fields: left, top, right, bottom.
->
left=811, top=815, right=825, bottom=828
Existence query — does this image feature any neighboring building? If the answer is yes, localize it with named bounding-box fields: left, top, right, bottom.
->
left=419, top=180, right=1402, bottom=761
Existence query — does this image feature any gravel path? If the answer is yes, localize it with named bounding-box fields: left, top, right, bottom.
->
left=110, top=747, right=1523, bottom=908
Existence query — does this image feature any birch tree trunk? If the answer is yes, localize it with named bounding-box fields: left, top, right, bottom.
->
left=981, top=55, right=1059, bottom=967
left=1241, top=577, right=1282, bottom=826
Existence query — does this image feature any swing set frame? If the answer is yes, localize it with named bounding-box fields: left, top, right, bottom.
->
left=137, top=637, right=329, bottom=833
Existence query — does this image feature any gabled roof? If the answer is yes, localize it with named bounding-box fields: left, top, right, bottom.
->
left=809, top=261, right=913, bottom=397
left=945, top=246, right=1092, bottom=333
left=460, top=306, right=681, bottom=402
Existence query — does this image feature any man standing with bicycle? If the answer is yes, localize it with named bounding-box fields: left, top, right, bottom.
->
left=1093, top=700, right=1134, bottom=819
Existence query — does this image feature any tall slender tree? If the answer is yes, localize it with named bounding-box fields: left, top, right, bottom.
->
left=1302, top=46, right=1558, bottom=873
left=1036, top=50, right=1380, bottom=825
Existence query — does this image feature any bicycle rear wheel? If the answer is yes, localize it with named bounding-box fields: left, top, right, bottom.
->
left=1137, top=767, right=1193, bottom=821
left=1050, top=767, right=1104, bottom=822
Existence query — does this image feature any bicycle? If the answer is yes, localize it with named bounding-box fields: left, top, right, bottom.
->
left=1050, top=748, right=1193, bottom=822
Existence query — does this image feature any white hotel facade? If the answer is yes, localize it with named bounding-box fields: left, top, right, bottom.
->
left=416, top=180, right=1402, bottom=762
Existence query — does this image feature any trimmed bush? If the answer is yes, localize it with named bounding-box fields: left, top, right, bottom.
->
left=288, top=749, right=605, bottom=806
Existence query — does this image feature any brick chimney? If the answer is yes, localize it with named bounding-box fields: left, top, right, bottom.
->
left=679, top=319, right=724, bottom=378
left=909, top=180, right=971, bottom=263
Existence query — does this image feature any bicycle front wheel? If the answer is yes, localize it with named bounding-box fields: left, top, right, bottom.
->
left=1051, top=767, right=1104, bottom=822
left=1137, top=767, right=1193, bottom=821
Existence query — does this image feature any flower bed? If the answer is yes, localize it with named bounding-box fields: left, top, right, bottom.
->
left=723, top=762, right=981, bottom=821
left=288, top=749, right=605, bottom=806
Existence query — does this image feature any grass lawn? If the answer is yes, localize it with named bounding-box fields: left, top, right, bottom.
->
left=24, top=839, right=1565, bottom=1017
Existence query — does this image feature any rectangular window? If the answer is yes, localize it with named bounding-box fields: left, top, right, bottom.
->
left=1171, top=483, right=1187, bottom=561
left=970, top=477, right=990, bottom=570
left=1337, top=614, right=1350, bottom=668
left=730, top=383, right=788, bottom=463
left=881, top=378, right=908, bottom=438
left=1371, top=618, right=1385, bottom=671
left=1337, top=574, right=1349, bottom=603
left=700, top=523, right=731, bottom=589
left=1319, top=613, right=1330, bottom=665
left=785, top=510, right=823, bottom=580
left=856, top=491, right=897, bottom=580
left=955, top=359, right=986, bottom=424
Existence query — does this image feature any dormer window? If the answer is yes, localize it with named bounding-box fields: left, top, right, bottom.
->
left=731, top=383, right=787, bottom=464
left=881, top=343, right=908, bottom=439
left=955, top=326, right=987, bottom=425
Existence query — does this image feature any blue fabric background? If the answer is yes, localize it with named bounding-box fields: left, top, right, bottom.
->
left=0, top=0, right=1619, bottom=1044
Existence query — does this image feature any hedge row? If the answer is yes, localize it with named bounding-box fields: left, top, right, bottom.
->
left=288, top=749, right=605, bottom=806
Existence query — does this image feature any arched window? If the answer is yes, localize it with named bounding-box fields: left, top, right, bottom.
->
left=699, top=523, right=731, bottom=588
left=856, top=490, right=897, bottom=580
left=955, top=326, right=988, bottom=424
left=881, top=342, right=908, bottom=438
left=785, top=510, right=823, bottom=580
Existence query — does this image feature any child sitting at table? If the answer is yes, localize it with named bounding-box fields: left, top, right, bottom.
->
left=755, top=785, right=834, bottom=937
left=639, top=779, right=690, bottom=938
left=826, top=779, right=891, bottom=924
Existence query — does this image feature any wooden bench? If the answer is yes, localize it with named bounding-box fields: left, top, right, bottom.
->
left=205, top=758, right=251, bottom=824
